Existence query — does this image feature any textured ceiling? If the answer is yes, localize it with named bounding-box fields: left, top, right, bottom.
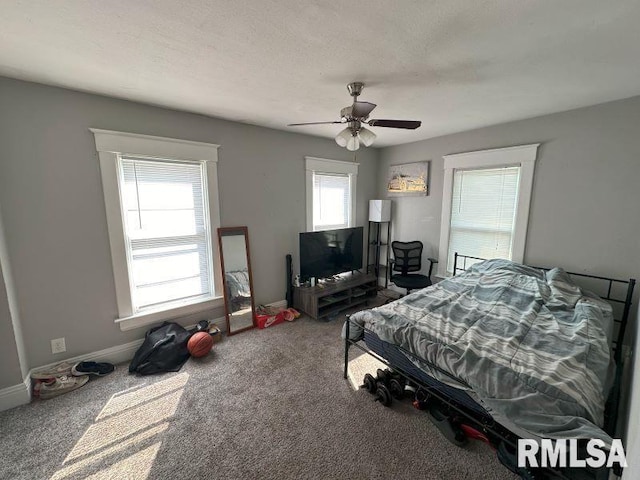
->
left=1, top=1, right=640, bottom=146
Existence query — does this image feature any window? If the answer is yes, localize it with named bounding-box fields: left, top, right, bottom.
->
left=438, top=144, right=538, bottom=276
left=448, top=167, right=520, bottom=270
left=91, top=129, right=222, bottom=331
left=305, top=157, right=358, bottom=232
left=120, top=157, right=213, bottom=310
left=312, top=173, right=351, bottom=230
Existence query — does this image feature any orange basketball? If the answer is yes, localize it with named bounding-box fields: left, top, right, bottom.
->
left=188, top=332, right=214, bottom=358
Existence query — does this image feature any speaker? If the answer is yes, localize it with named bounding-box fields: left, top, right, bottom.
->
left=369, top=200, right=391, bottom=222
left=285, top=254, right=293, bottom=308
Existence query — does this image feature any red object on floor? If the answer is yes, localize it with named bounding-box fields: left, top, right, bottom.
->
left=460, top=424, right=493, bottom=447
left=256, top=311, right=286, bottom=329
left=256, top=307, right=300, bottom=329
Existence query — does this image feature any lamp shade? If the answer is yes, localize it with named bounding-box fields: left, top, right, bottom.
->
left=335, top=127, right=351, bottom=147
left=359, top=127, right=376, bottom=147
left=369, top=200, right=391, bottom=222
left=346, top=134, right=360, bottom=151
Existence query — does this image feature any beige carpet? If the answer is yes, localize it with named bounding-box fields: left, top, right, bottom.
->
left=346, top=350, right=387, bottom=391
left=0, top=304, right=516, bottom=480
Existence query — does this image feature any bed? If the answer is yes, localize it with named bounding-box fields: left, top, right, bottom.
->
left=343, top=253, right=635, bottom=480
left=224, top=269, right=252, bottom=312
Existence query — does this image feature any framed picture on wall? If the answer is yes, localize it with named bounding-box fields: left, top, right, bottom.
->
left=387, top=161, right=430, bottom=196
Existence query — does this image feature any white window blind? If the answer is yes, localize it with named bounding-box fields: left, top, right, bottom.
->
left=119, top=157, right=213, bottom=311
left=447, top=166, right=520, bottom=272
left=312, top=172, right=351, bottom=231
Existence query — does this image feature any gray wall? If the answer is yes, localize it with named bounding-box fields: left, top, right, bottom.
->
left=0, top=265, right=22, bottom=388
left=0, top=205, right=28, bottom=389
left=0, top=77, right=378, bottom=370
left=379, top=96, right=640, bottom=285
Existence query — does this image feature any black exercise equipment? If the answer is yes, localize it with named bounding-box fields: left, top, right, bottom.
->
left=412, top=388, right=431, bottom=410
left=374, top=383, right=393, bottom=407
left=285, top=254, right=293, bottom=308
left=426, top=403, right=468, bottom=447
left=362, top=373, right=377, bottom=394
left=388, top=377, right=406, bottom=399
left=362, top=369, right=400, bottom=408
left=376, top=368, right=391, bottom=384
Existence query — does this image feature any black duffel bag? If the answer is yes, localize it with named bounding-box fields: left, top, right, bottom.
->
left=129, top=321, right=191, bottom=375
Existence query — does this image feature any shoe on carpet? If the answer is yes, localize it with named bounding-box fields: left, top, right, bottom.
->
left=71, top=361, right=115, bottom=377
left=31, top=362, right=73, bottom=380
left=39, top=375, right=89, bottom=399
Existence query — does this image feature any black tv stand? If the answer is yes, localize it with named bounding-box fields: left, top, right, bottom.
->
left=293, top=272, right=377, bottom=320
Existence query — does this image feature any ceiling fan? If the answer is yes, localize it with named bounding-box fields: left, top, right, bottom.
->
left=287, top=82, right=421, bottom=151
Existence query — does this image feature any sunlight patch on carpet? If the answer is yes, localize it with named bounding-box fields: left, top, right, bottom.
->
left=83, top=443, right=162, bottom=480
left=49, top=425, right=168, bottom=480
left=50, top=373, right=189, bottom=480
left=346, top=353, right=387, bottom=391
left=96, top=373, right=189, bottom=421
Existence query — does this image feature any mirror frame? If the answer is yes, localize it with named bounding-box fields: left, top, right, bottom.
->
left=218, top=226, right=256, bottom=336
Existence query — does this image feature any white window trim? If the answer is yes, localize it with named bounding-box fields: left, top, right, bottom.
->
left=438, top=143, right=539, bottom=277
left=90, top=129, right=224, bottom=331
left=304, top=156, right=359, bottom=232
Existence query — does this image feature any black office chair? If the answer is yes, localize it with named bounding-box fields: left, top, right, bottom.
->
left=390, top=241, right=438, bottom=295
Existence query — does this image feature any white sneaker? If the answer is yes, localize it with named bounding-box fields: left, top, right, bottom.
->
left=31, top=362, right=73, bottom=380
left=39, top=375, right=89, bottom=399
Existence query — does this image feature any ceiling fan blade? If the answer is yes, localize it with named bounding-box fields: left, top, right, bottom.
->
left=367, top=119, right=422, bottom=130
left=351, top=101, right=377, bottom=118
left=287, top=121, right=342, bottom=126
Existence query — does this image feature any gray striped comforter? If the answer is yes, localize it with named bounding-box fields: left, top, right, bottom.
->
left=349, top=259, right=615, bottom=444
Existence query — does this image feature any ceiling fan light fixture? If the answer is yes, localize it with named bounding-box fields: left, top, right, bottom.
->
left=290, top=83, right=421, bottom=150
left=346, top=134, right=360, bottom=152
left=358, top=127, right=376, bottom=147
left=335, top=127, right=351, bottom=147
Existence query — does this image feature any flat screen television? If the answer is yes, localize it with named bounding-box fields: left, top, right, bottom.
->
left=299, top=226, right=363, bottom=280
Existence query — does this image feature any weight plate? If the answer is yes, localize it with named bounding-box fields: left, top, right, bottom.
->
left=376, top=369, right=390, bottom=384
left=363, top=373, right=377, bottom=394
left=389, top=378, right=405, bottom=399
left=376, top=383, right=393, bottom=407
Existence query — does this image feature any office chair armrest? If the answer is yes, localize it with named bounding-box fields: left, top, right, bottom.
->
left=427, top=257, right=438, bottom=278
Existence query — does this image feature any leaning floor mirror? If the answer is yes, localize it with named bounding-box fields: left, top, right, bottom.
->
left=218, top=226, right=256, bottom=335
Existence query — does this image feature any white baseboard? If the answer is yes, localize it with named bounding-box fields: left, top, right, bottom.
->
left=28, top=317, right=227, bottom=383
left=28, top=338, right=145, bottom=383
left=209, top=316, right=227, bottom=331
left=0, top=377, right=31, bottom=412
left=1, top=316, right=227, bottom=414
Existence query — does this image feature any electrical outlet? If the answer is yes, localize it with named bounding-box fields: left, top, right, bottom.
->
left=51, top=337, right=66, bottom=354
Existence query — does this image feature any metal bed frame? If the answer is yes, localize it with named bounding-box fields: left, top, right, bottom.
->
left=343, top=253, right=636, bottom=479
